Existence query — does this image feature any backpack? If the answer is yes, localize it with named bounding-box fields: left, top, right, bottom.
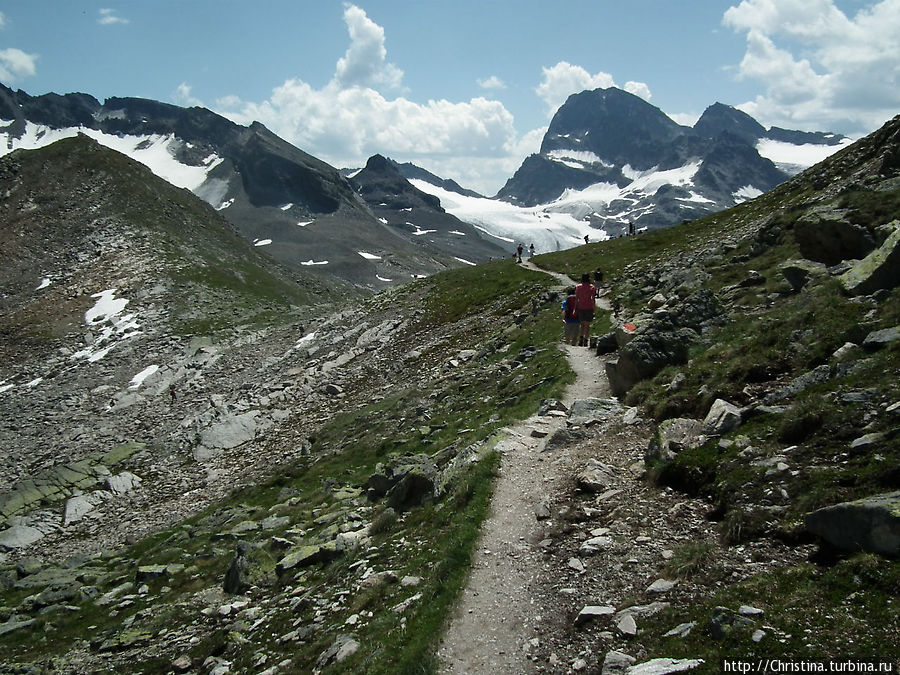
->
left=563, top=296, right=578, bottom=321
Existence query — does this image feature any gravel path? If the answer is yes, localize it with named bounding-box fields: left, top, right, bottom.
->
left=437, top=262, right=613, bottom=673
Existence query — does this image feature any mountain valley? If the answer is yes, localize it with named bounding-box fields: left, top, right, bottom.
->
left=0, top=81, right=897, bottom=674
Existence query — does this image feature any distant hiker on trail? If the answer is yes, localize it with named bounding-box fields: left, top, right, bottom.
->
left=584, top=234, right=589, bottom=244
left=562, top=286, right=580, bottom=345
left=516, top=243, right=524, bottom=263
left=594, top=268, right=604, bottom=293
left=575, top=273, right=597, bottom=347
left=628, top=221, right=635, bottom=236
left=169, top=384, right=177, bottom=404
left=529, top=243, right=535, bottom=257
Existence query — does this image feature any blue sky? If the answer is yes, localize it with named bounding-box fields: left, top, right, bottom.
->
left=1, top=1, right=898, bottom=194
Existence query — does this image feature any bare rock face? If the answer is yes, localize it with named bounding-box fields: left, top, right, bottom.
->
left=804, top=491, right=900, bottom=556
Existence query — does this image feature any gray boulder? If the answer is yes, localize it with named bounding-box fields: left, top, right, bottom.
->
left=199, top=412, right=258, bottom=450
left=804, top=491, right=900, bottom=556
left=0, top=525, right=44, bottom=550
left=368, top=454, right=438, bottom=511
left=779, top=259, right=828, bottom=292
left=702, top=399, right=742, bottom=435
left=795, top=209, right=877, bottom=266
left=569, top=398, right=623, bottom=425
left=839, top=221, right=900, bottom=295
left=607, top=327, right=698, bottom=397
left=647, top=418, right=705, bottom=462
left=862, top=326, right=900, bottom=351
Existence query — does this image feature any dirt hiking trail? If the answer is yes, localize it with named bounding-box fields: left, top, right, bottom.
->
left=437, top=261, right=615, bottom=673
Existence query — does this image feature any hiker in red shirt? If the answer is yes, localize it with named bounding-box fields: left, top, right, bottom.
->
left=575, top=273, right=596, bottom=347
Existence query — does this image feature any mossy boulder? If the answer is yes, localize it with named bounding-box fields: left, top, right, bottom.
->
left=804, top=491, right=900, bottom=556
left=839, top=221, right=900, bottom=296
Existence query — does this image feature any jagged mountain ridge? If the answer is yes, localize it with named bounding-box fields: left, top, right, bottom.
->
left=0, top=84, right=505, bottom=287
left=497, top=87, right=849, bottom=235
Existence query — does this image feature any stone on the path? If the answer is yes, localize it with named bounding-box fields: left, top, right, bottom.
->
left=576, top=460, right=615, bottom=492
left=534, top=497, right=551, bottom=520
left=569, top=398, right=622, bottom=425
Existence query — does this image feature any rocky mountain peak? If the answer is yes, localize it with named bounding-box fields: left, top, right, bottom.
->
left=693, top=102, right=767, bottom=144
left=351, top=154, right=444, bottom=212
left=540, top=87, right=689, bottom=170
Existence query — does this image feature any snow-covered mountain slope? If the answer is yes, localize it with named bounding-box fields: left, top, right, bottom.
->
left=0, top=86, right=498, bottom=287
left=755, top=137, right=853, bottom=175
left=0, top=122, right=223, bottom=192
left=495, top=88, right=850, bottom=240
left=409, top=179, right=601, bottom=254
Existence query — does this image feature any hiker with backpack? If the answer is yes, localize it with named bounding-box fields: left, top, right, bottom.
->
left=561, top=286, right=580, bottom=345
left=575, top=273, right=596, bottom=347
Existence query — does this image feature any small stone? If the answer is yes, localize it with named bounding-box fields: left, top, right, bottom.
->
left=617, top=613, right=637, bottom=636
left=574, top=605, right=615, bottom=627
left=647, top=579, right=677, bottom=594
left=739, top=605, right=765, bottom=616
left=663, top=621, right=696, bottom=638
left=601, top=650, right=636, bottom=673
left=172, top=655, right=192, bottom=672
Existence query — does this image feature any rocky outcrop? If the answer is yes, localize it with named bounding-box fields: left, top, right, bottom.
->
left=606, top=327, right=698, bottom=397
left=839, top=222, right=900, bottom=295
left=794, top=209, right=876, bottom=265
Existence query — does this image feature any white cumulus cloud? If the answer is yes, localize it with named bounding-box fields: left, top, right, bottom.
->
left=723, top=0, right=900, bottom=134
left=211, top=4, right=521, bottom=195
left=173, top=83, right=203, bottom=108
left=624, top=81, right=652, bottom=101
left=535, top=61, right=651, bottom=117
left=478, top=75, right=507, bottom=90
left=0, top=47, right=37, bottom=83
left=334, top=4, right=403, bottom=91
left=98, top=8, right=129, bottom=26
